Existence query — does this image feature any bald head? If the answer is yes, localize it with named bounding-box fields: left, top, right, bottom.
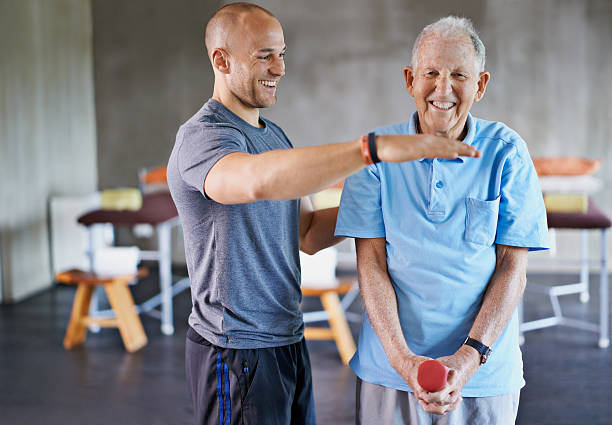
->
left=205, top=2, right=276, bottom=55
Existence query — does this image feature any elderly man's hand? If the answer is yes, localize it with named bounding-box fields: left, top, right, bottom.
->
left=393, top=354, right=458, bottom=414
left=416, top=346, right=481, bottom=415
left=377, top=134, right=481, bottom=163
left=393, top=354, right=431, bottom=400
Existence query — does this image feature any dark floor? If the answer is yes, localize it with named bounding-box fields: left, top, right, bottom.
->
left=0, top=268, right=611, bottom=425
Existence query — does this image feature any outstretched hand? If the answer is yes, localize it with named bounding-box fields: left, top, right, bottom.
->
left=377, top=134, right=481, bottom=163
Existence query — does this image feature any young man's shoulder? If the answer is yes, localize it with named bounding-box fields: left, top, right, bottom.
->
left=176, top=105, right=246, bottom=147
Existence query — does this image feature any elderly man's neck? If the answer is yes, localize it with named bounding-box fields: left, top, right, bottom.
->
left=416, top=117, right=468, bottom=141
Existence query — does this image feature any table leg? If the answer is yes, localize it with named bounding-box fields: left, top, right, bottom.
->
left=580, top=230, right=590, bottom=303
left=599, top=229, right=609, bottom=348
left=158, top=222, right=174, bottom=335
left=87, top=226, right=101, bottom=333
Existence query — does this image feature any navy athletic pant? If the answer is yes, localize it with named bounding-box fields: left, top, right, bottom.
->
left=185, top=327, right=316, bottom=425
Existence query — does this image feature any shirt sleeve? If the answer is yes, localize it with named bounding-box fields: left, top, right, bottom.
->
left=335, top=165, right=386, bottom=239
left=495, top=141, right=550, bottom=251
left=176, top=124, right=246, bottom=199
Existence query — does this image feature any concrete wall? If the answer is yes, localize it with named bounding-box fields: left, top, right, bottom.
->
left=259, top=0, right=612, bottom=168
left=0, top=0, right=98, bottom=302
left=92, top=0, right=222, bottom=189
left=93, top=0, right=612, bottom=185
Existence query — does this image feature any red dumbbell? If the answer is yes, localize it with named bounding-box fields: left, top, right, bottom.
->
left=417, top=359, right=448, bottom=392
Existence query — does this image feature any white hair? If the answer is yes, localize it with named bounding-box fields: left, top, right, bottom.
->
left=411, top=16, right=486, bottom=72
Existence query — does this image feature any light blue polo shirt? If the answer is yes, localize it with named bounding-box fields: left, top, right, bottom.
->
left=335, top=112, right=549, bottom=397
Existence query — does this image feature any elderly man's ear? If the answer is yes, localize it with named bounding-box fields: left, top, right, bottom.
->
left=474, top=71, right=491, bottom=102
left=403, top=66, right=416, bottom=97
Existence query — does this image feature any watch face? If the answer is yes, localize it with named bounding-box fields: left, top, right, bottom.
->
left=482, top=349, right=492, bottom=364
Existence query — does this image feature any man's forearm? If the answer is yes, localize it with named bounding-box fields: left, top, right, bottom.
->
left=466, top=245, right=528, bottom=348
left=356, top=238, right=415, bottom=368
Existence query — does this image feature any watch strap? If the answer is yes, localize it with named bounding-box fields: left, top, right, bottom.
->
left=463, top=336, right=492, bottom=364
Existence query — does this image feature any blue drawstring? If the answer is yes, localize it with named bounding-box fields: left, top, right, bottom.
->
left=216, top=353, right=223, bottom=425
left=224, top=363, right=231, bottom=425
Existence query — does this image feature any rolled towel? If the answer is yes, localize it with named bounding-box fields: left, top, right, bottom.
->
left=93, top=246, right=140, bottom=277
left=539, top=175, right=603, bottom=194
left=311, top=188, right=342, bottom=210
left=100, top=188, right=143, bottom=211
left=543, top=193, right=588, bottom=213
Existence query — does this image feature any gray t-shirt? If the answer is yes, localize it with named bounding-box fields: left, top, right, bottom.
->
left=167, top=99, right=303, bottom=349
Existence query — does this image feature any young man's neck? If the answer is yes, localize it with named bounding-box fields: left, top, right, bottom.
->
left=212, top=90, right=262, bottom=128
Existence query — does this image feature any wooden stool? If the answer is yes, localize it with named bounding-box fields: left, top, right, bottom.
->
left=302, top=281, right=357, bottom=365
left=56, top=268, right=148, bottom=353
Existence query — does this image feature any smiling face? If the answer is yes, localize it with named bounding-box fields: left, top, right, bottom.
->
left=226, top=13, right=286, bottom=109
left=404, top=33, right=490, bottom=140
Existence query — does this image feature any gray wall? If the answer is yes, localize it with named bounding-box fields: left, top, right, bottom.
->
left=92, top=0, right=222, bottom=189
left=94, top=0, right=612, bottom=192
left=0, top=0, right=97, bottom=302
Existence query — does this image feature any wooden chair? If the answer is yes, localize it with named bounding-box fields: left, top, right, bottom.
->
left=56, top=268, right=148, bottom=352
left=302, top=280, right=357, bottom=365
left=300, top=247, right=357, bottom=365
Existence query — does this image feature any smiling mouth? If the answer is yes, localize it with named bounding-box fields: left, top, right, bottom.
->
left=429, top=100, right=456, bottom=111
left=259, top=80, right=278, bottom=88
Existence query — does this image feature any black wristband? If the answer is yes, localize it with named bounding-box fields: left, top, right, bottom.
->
left=368, top=132, right=380, bottom=164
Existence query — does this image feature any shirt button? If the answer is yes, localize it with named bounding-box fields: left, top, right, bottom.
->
left=436, top=181, right=444, bottom=189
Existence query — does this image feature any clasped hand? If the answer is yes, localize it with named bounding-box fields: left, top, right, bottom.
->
left=398, top=350, right=481, bottom=416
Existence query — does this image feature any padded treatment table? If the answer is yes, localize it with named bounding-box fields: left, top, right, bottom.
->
left=78, top=192, right=189, bottom=335
left=520, top=198, right=610, bottom=348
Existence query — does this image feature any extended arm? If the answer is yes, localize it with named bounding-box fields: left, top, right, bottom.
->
left=204, top=135, right=480, bottom=204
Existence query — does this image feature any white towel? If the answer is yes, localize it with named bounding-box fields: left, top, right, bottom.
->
left=93, top=246, right=140, bottom=276
left=539, top=175, right=603, bottom=194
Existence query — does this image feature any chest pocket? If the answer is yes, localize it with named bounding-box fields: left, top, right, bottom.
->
left=464, top=196, right=500, bottom=246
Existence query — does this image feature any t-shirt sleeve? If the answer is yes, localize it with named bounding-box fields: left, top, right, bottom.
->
left=176, top=124, right=246, bottom=199
left=495, top=141, right=550, bottom=251
left=335, top=165, right=386, bottom=239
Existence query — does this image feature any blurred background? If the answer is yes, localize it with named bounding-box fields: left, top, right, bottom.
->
left=1, top=1, right=611, bottom=424
left=1, top=0, right=611, bottom=302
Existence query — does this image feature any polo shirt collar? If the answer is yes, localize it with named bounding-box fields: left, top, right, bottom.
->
left=412, top=112, right=475, bottom=163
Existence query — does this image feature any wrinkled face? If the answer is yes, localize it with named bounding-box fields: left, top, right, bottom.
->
left=227, top=15, right=286, bottom=109
left=404, top=33, right=489, bottom=140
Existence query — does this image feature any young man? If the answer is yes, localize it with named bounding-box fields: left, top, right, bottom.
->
left=167, top=4, right=479, bottom=425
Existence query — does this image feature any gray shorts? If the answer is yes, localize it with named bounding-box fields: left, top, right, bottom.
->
left=356, top=378, right=520, bottom=425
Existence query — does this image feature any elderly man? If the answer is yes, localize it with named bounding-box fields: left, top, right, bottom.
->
left=167, top=3, right=479, bottom=425
left=335, top=16, right=549, bottom=425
